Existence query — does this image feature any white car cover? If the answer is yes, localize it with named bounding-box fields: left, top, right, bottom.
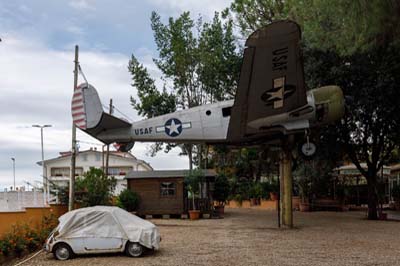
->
left=56, top=206, right=160, bottom=250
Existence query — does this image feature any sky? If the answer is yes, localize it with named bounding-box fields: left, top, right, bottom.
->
left=0, top=0, right=233, bottom=190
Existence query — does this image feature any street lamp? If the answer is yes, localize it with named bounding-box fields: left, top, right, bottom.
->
left=32, top=124, right=52, bottom=204
left=11, top=158, right=15, bottom=190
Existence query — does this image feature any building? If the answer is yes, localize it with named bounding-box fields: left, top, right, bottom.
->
left=39, top=148, right=152, bottom=195
left=125, top=169, right=216, bottom=215
left=334, top=163, right=397, bottom=204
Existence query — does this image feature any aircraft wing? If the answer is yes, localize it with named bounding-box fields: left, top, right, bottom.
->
left=228, top=20, right=307, bottom=141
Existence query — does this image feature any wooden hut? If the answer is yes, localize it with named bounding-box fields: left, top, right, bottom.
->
left=125, top=169, right=216, bottom=215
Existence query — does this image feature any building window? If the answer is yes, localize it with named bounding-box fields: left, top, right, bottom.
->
left=75, top=168, right=84, bottom=176
left=108, top=167, right=132, bottom=176
left=51, top=167, right=84, bottom=177
left=160, top=182, right=175, bottom=197
left=95, top=153, right=101, bottom=161
left=82, top=154, right=88, bottom=161
left=51, top=167, right=70, bottom=177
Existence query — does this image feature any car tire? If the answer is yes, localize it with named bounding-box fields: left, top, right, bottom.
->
left=125, top=242, right=144, bottom=257
left=53, top=243, right=74, bottom=260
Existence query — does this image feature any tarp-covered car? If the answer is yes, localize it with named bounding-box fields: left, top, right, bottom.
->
left=45, top=206, right=160, bottom=260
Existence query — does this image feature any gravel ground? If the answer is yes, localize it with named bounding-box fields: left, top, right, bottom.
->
left=10, top=208, right=400, bottom=266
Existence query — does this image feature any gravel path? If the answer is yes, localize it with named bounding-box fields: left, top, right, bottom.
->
left=11, top=209, right=400, bottom=266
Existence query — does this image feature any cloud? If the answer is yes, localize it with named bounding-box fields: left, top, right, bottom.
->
left=148, top=0, right=232, bottom=18
left=0, top=34, right=188, bottom=190
left=69, top=0, right=95, bottom=11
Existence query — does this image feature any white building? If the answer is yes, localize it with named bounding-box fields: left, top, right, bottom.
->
left=38, top=149, right=153, bottom=195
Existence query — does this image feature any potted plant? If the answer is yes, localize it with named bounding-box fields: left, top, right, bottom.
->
left=297, top=175, right=311, bottom=212
left=213, top=174, right=230, bottom=216
left=185, top=170, right=203, bottom=220
left=251, top=182, right=263, bottom=205
left=392, top=184, right=400, bottom=210
left=249, top=183, right=257, bottom=206
left=266, top=180, right=279, bottom=201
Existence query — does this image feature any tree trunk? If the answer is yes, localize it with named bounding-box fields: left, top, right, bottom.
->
left=188, top=145, right=193, bottom=170
left=367, top=175, right=378, bottom=220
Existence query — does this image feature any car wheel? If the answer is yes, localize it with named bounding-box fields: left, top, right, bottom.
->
left=125, top=242, right=144, bottom=257
left=53, top=243, right=73, bottom=260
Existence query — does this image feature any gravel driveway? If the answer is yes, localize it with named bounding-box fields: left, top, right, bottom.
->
left=11, top=208, right=400, bottom=266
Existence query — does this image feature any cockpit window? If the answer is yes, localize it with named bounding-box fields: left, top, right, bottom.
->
left=222, top=107, right=231, bottom=117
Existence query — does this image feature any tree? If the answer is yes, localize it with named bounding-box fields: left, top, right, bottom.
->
left=289, top=0, right=400, bottom=55
left=225, top=0, right=288, bottom=35
left=129, top=11, right=241, bottom=168
left=129, top=55, right=177, bottom=156
left=184, top=169, right=205, bottom=210
left=228, top=0, right=400, bottom=55
left=75, top=168, right=116, bottom=207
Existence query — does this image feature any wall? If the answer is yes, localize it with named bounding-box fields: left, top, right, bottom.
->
left=128, top=178, right=184, bottom=215
left=0, top=205, right=68, bottom=236
left=225, top=197, right=300, bottom=211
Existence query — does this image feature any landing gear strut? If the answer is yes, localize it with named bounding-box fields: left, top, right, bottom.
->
left=299, top=130, right=316, bottom=159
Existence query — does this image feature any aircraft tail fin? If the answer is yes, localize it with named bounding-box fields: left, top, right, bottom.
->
left=71, top=83, right=131, bottom=143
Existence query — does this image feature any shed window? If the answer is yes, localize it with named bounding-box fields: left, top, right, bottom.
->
left=160, top=182, right=176, bottom=196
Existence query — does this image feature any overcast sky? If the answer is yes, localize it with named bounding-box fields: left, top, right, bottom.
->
left=0, top=0, right=233, bottom=190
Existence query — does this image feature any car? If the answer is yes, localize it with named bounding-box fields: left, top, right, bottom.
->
left=45, top=206, right=161, bottom=260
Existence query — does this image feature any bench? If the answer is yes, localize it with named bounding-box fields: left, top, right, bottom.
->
left=311, top=199, right=344, bottom=211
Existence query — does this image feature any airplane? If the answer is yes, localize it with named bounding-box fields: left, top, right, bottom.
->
left=71, top=20, right=345, bottom=158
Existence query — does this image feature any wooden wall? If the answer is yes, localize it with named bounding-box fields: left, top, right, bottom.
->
left=128, top=178, right=184, bottom=215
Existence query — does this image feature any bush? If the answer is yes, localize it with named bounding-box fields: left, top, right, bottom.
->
left=0, top=214, right=57, bottom=258
left=249, top=182, right=263, bottom=199
left=117, top=189, right=140, bottom=212
left=75, top=168, right=117, bottom=207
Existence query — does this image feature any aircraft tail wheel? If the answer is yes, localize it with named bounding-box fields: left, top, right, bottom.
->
left=299, top=141, right=317, bottom=159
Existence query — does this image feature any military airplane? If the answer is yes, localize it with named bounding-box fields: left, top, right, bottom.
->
left=71, top=20, right=344, bottom=157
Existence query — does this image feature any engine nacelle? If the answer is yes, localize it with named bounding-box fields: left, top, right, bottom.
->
left=310, top=85, right=345, bottom=126
left=114, top=142, right=135, bottom=152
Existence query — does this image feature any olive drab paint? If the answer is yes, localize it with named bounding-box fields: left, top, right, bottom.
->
left=228, top=20, right=307, bottom=141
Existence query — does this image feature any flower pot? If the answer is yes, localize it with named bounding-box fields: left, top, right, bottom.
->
left=215, top=205, right=225, bottom=216
left=270, top=192, right=278, bottom=201
left=250, top=198, right=257, bottom=206
left=379, top=212, right=388, bottom=220
left=299, top=202, right=310, bottom=212
left=341, top=205, right=349, bottom=212
left=189, top=210, right=201, bottom=220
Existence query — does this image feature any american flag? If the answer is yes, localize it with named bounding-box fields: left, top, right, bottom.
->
left=72, top=83, right=86, bottom=129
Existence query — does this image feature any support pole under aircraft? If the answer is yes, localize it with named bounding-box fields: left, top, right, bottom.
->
left=69, top=45, right=79, bottom=212
left=279, top=136, right=293, bottom=228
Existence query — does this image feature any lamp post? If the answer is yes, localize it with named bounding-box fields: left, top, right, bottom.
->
left=11, top=158, right=15, bottom=190
left=32, top=124, right=52, bottom=204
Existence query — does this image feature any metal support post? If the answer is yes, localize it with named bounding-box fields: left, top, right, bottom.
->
left=279, top=137, right=293, bottom=228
